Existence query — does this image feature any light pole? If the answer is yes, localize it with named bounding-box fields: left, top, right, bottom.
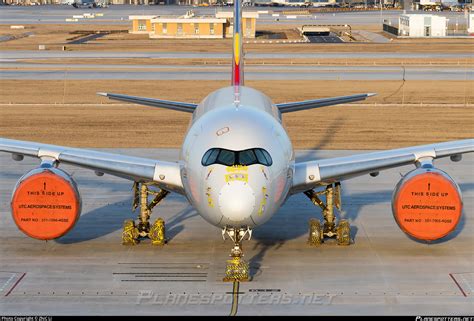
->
left=380, top=0, right=383, bottom=25
left=344, top=24, right=352, bottom=39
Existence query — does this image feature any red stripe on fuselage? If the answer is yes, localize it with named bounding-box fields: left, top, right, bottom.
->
left=233, top=63, right=240, bottom=86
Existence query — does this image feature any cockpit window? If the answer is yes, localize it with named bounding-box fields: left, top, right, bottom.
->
left=202, top=148, right=219, bottom=165
left=254, top=148, right=271, bottom=165
left=238, top=150, right=257, bottom=166
left=201, top=148, right=272, bottom=167
left=217, top=149, right=235, bottom=166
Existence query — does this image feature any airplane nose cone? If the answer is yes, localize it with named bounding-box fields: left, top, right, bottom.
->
left=218, top=181, right=255, bottom=222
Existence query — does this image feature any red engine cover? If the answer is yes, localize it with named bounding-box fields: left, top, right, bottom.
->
left=392, top=167, right=462, bottom=241
left=11, top=168, right=82, bottom=240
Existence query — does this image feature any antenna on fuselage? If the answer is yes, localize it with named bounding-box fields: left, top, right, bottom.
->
left=234, top=87, right=241, bottom=109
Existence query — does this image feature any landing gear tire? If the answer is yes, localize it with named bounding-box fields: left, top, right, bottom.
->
left=222, top=227, right=252, bottom=282
left=305, top=183, right=353, bottom=246
left=122, top=182, right=169, bottom=245
left=149, top=218, right=166, bottom=246
left=336, top=219, right=351, bottom=246
left=308, top=219, right=323, bottom=246
left=224, top=257, right=250, bottom=282
left=122, top=219, right=139, bottom=245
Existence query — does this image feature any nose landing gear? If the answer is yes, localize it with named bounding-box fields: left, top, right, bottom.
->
left=222, top=227, right=252, bottom=282
left=122, top=182, right=169, bottom=246
left=305, top=182, right=351, bottom=246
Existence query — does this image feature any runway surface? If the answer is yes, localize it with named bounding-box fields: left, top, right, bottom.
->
left=2, top=51, right=473, bottom=60
left=1, top=57, right=472, bottom=81
left=0, top=149, right=472, bottom=315
left=1, top=66, right=471, bottom=80
left=8, top=62, right=468, bottom=71
left=0, top=6, right=468, bottom=27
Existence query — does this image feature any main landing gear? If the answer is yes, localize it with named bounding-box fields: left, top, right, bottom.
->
left=304, top=182, right=351, bottom=246
left=122, top=182, right=169, bottom=246
left=222, top=226, right=252, bottom=282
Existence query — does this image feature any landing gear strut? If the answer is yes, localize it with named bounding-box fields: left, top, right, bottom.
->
left=222, top=227, right=252, bottom=282
left=122, top=182, right=169, bottom=246
left=305, top=182, right=351, bottom=246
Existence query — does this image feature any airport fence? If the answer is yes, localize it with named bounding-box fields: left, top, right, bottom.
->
left=308, top=7, right=400, bottom=13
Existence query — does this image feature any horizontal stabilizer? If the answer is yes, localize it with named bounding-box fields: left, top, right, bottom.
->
left=277, top=93, right=376, bottom=113
left=97, top=92, right=197, bottom=113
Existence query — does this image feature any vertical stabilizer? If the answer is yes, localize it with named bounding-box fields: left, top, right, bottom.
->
left=231, top=0, right=244, bottom=87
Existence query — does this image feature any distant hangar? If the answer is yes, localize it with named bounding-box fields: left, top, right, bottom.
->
left=129, top=11, right=259, bottom=39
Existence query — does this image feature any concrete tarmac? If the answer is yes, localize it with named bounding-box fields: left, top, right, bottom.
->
left=0, top=148, right=473, bottom=315
left=2, top=51, right=473, bottom=60
left=0, top=6, right=468, bottom=27
left=1, top=66, right=472, bottom=80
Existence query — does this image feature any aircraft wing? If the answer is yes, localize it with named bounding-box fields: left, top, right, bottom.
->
left=291, top=139, right=474, bottom=194
left=97, top=92, right=197, bottom=113
left=0, top=138, right=185, bottom=194
left=277, top=93, right=376, bottom=113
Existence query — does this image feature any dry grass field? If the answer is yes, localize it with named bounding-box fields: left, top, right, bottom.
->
left=1, top=79, right=472, bottom=105
left=1, top=80, right=472, bottom=150
left=1, top=23, right=474, bottom=53
left=1, top=23, right=472, bottom=150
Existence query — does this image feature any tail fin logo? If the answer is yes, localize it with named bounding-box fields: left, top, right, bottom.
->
left=234, top=33, right=241, bottom=66
left=231, top=0, right=243, bottom=87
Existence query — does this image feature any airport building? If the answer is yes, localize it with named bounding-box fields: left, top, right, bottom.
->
left=216, top=11, right=259, bottom=38
left=129, top=15, right=156, bottom=34
left=129, top=11, right=258, bottom=38
left=398, top=14, right=447, bottom=37
left=149, top=17, right=227, bottom=38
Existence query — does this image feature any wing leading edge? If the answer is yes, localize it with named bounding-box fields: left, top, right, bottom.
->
left=0, top=138, right=184, bottom=195
left=277, top=93, right=376, bottom=113
left=98, top=92, right=374, bottom=114
left=291, top=139, right=474, bottom=194
left=97, top=92, right=197, bottom=113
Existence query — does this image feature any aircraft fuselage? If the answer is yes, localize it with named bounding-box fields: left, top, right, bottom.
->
left=180, top=86, right=294, bottom=228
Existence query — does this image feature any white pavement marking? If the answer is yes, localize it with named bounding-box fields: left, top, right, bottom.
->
left=0, top=273, right=16, bottom=293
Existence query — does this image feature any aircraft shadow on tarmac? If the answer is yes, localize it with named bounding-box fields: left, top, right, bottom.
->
left=54, top=173, right=472, bottom=280
left=248, top=182, right=472, bottom=279
left=56, top=192, right=196, bottom=244
left=2, top=149, right=471, bottom=279
left=165, top=206, right=199, bottom=241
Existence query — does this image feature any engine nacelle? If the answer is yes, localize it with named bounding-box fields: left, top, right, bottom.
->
left=392, top=167, right=462, bottom=242
left=11, top=167, right=82, bottom=240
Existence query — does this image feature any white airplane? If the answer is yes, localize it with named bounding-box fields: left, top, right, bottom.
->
left=1, top=0, right=472, bottom=281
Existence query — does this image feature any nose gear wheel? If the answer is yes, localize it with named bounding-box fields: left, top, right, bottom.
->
left=222, top=226, right=251, bottom=282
